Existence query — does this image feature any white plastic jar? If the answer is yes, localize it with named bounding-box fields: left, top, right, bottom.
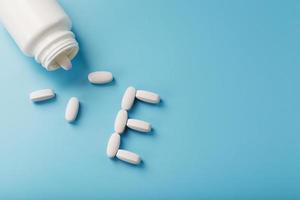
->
left=0, top=0, right=79, bottom=71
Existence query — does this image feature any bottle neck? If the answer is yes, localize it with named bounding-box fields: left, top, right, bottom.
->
left=34, top=30, right=79, bottom=71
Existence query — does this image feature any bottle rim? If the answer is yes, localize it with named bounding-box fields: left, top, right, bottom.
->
left=35, top=31, right=79, bottom=71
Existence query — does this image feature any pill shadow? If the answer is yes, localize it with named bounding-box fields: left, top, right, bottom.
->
left=118, top=127, right=157, bottom=148
left=89, top=78, right=117, bottom=88
left=156, top=99, right=165, bottom=108
left=129, top=99, right=165, bottom=116
left=148, top=127, right=157, bottom=137
left=32, top=95, right=57, bottom=105
left=128, top=127, right=156, bottom=137
left=110, top=157, right=145, bottom=169
left=117, top=129, right=141, bottom=142
left=117, top=130, right=130, bottom=146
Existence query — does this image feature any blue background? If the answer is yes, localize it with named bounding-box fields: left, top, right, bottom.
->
left=0, top=0, right=299, bottom=199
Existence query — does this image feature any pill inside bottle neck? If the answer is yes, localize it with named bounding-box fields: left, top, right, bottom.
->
left=55, top=53, right=72, bottom=70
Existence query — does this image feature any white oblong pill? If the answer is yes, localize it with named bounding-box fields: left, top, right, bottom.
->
left=116, top=149, right=141, bottom=165
left=106, top=133, right=121, bottom=158
left=114, top=109, right=128, bottom=134
left=30, top=89, right=55, bottom=102
left=127, top=119, right=151, bottom=132
left=121, top=86, right=136, bottom=110
left=88, top=71, right=113, bottom=84
left=136, top=90, right=160, bottom=104
left=65, top=97, right=80, bottom=122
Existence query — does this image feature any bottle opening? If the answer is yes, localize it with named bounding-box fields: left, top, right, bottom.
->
left=34, top=31, right=79, bottom=71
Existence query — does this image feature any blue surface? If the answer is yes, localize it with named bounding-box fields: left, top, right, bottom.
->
left=0, top=0, right=300, bottom=199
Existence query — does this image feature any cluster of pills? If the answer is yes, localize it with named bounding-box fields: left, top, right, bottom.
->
left=106, top=86, right=160, bottom=165
left=29, top=71, right=161, bottom=166
left=29, top=71, right=114, bottom=122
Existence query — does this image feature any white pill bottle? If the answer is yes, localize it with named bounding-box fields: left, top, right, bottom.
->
left=0, top=0, right=79, bottom=71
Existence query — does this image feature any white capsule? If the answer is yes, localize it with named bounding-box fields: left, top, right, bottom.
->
left=56, top=53, right=72, bottom=70
left=136, top=90, right=160, bottom=104
left=114, top=109, right=128, bottom=134
left=88, top=71, right=113, bottom=84
left=116, top=149, right=141, bottom=165
left=65, top=97, right=80, bottom=122
left=30, top=89, right=55, bottom=102
left=106, top=133, right=121, bottom=158
left=127, top=119, right=151, bottom=132
left=121, top=86, right=136, bottom=110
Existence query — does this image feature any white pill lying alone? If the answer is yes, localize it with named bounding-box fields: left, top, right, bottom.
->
left=65, top=97, right=80, bottom=122
left=116, top=149, right=141, bottom=165
left=127, top=119, right=151, bottom=132
left=136, top=90, right=160, bottom=104
left=121, top=86, right=136, bottom=110
left=88, top=71, right=113, bottom=84
left=106, top=133, right=121, bottom=158
left=30, top=89, right=55, bottom=102
left=114, top=109, right=128, bottom=134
